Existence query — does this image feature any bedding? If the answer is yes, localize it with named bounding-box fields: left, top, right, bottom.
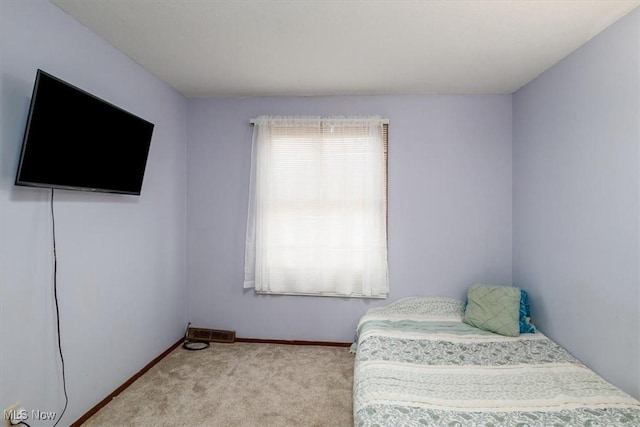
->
left=353, top=297, right=640, bottom=426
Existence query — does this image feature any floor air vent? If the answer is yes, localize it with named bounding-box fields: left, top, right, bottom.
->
left=187, top=327, right=235, bottom=343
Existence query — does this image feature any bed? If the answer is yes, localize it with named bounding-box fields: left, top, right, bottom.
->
left=352, top=296, right=640, bottom=426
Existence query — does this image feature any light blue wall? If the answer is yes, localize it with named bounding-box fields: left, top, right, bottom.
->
left=187, top=95, right=513, bottom=342
left=513, top=9, right=640, bottom=398
left=0, top=1, right=188, bottom=424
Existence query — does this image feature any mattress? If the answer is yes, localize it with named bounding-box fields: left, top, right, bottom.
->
left=352, top=297, right=640, bottom=426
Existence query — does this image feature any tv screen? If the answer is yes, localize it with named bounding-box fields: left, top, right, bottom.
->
left=15, top=69, right=154, bottom=195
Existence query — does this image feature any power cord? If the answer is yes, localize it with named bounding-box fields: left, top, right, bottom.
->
left=10, top=419, right=31, bottom=427
left=182, top=322, right=210, bottom=351
left=51, top=189, right=68, bottom=427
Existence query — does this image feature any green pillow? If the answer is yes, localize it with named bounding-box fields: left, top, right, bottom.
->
left=463, top=284, right=521, bottom=337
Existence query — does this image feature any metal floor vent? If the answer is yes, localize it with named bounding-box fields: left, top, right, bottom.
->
left=187, top=327, right=235, bottom=343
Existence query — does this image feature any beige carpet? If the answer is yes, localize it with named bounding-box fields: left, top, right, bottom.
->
left=82, top=342, right=354, bottom=427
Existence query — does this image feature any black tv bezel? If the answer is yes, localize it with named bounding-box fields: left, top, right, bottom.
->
left=15, top=69, right=154, bottom=196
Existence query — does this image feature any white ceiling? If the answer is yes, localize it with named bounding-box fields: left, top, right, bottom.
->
left=51, top=0, right=639, bottom=98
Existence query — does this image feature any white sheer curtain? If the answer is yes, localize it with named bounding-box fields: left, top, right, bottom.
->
left=244, top=116, right=388, bottom=298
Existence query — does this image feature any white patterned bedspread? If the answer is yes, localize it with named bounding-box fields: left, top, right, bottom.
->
left=353, top=297, right=640, bottom=426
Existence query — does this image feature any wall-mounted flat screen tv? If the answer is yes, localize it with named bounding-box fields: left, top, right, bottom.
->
left=15, top=69, right=154, bottom=195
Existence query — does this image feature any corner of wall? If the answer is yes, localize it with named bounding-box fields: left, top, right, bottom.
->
left=636, top=5, right=640, bottom=402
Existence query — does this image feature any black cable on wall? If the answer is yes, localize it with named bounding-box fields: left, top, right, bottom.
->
left=51, top=189, right=68, bottom=427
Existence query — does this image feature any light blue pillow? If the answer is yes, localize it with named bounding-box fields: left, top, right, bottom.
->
left=520, top=289, right=536, bottom=333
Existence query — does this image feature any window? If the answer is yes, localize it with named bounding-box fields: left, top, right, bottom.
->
left=244, top=116, right=388, bottom=298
